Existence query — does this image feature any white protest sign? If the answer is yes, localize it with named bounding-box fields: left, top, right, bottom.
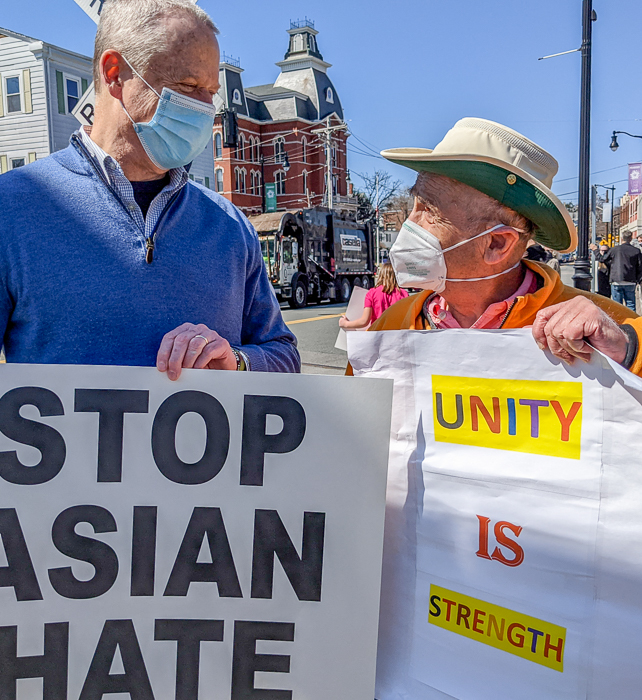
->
left=73, top=0, right=197, bottom=22
left=72, top=83, right=96, bottom=126
left=0, top=363, right=391, bottom=699
left=73, top=0, right=104, bottom=24
left=349, top=328, right=642, bottom=700
left=335, top=285, right=369, bottom=351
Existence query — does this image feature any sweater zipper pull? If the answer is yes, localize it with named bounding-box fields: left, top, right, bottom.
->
left=146, top=238, right=154, bottom=264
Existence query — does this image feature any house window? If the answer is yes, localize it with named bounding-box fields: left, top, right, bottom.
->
left=256, top=171, right=262, bottom=196
left=301, top=137, right=307, bottom=163
left=194, top=176, right=205, bottom=186
left=5, top=76, right=21, bottom=113
left=11, top=157, right=25, bottom=169
left=238, top=134, right=245, bottom=161
left=275, top=170, right=285, bottom=196
left=332, top=174, right=338, bottom=196
left=303, top=170, right=308, bottom=195
left=240, top=168, right=246, bottom=193
left=215, top=133, right=222, bottom=159
left=326, top=87, right=334, bottom=104
left=274, top=137, right=285, bottom=164
left=332, top=146, right=337, bottom=167
left=232, top=88, right=243, bottom=105
left=66, top=77, right=80, bottom=113
left=215, top=168, right=224, bottom=193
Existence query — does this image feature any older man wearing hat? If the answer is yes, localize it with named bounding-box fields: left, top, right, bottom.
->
left=371, top=118, right=642, bottom=374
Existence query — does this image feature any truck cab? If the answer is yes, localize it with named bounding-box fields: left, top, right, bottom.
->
left=252, top=208, right=374, bottom=309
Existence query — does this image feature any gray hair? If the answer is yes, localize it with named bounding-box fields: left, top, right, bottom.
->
left=93, top=0, right=219, bottom=88
left=411, top=172, right=534, bottom=238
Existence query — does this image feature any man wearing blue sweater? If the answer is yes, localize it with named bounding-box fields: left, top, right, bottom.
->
left=0, top=0, right=300, bottom=376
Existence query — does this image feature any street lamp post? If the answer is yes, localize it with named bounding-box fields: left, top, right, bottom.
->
left=573, top=0, right=596, bottom=291
left=610, top=131, right=642, bottom=151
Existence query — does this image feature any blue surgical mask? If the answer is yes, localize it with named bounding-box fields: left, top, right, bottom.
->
left=120, top=57, right=216, bottom=170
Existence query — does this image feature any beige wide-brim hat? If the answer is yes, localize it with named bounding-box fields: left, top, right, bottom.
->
left=381, top=117, right=577, bottom=253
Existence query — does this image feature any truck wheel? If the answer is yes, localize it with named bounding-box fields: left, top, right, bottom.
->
left=289, top=279, right=308, bottom=309
left=340, top=277, right=352, bottom=303
left=361, top=276, right=371, bottom=290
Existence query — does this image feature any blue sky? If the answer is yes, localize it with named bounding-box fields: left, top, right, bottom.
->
left=4, top=0, right=642, bottom=203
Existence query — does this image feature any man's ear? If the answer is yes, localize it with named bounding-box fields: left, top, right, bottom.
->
left=484, top=227, right=522, bottom=265
left=100, top=50, right=128, bottom=100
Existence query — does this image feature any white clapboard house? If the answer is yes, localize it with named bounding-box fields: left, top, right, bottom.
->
left=0, top=26, right=214, bottom=186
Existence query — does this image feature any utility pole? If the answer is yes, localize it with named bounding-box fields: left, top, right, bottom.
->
left=375, top=173, right=380, bottom=265
left=573, top=0, right=596, bottom=291
left=312, top=117, right=346, bottom=211
left=260, top=154, right=266, bottom=214
left=590, top=185, right=597, bottom=292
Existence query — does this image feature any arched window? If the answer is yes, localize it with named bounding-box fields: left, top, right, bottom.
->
left=256, top=171, right=262, bottom=196
left=235, top=167, right=241, bottom=192
left=332, top=174, right=338, bottom=196
left=215, top=168, right=224, bottom=193
left=293, top=34, right=304, bottom=52
left=274, top=137, right=285, bottom=164
left=301, top=137, right=307, bottom=163
left=215, top=133, right=222, bottom=159
left=275, top=170, right=285, bottom=196
left=238, top=134, right=246, bottom=161
left=250, top=171, right=255, bottom=195
left=240, top=168, right=246, bottom=194
left=302, top=170, right=309, bottom=196
left=326, top=87, right=334, bottom=104
left=232, top=88, right=242, bottom=105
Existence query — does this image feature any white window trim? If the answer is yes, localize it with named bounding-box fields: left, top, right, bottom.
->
left=3, top=72, right=23, bottom=115
left=326, top=87, right=334, bottom=104
left=273, top=137, right=285, bottom=163
left=215, top=168, right=224, bottom=193
left=232, top=88, right=243, bottom=106
left=274, top=169, right=286, bottom=195
left=6, top=151, right=29, bottom=169
left=214, top=132, right=223, bottom=159
left=62, top=73, right=81, bottom=115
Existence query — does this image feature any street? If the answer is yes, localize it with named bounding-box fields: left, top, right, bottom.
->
left=282, top=302, right=348, bottom=375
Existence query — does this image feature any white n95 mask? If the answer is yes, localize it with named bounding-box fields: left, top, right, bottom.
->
left=389, top=219, right=520, bottom=293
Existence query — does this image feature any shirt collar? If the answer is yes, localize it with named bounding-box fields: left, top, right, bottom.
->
left=426, top=265, right=538, bottom=330
left=78, top=126, right=188, bottom=191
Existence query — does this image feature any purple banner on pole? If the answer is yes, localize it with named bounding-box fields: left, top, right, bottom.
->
left=629, top=163, right=642, bottom=195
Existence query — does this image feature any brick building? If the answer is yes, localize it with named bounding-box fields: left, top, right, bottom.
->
left=212, top=20, right=353, bottom=216
left=619, top=191, right=641, bottom=240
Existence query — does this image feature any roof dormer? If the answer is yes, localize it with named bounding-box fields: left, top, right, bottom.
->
left=283, top=18, right=324, bottom=61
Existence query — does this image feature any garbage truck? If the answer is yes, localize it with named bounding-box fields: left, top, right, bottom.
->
left=249, top=207, right=375, bottom=308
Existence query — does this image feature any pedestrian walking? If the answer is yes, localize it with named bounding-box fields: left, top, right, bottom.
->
left=339, top=263, right=408, bottom=329
left=591, top=242, right=612, bottom=297
left=591, top=232, right=642, bottom=311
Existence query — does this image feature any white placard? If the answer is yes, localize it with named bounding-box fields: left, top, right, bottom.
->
left=73, top=0, right=103, bottom=24
left=72, top=83, right=96, bottom=127
left=0, top=364, right=391, bottom=699
left=335, top=285, right=369, bottom=351
left=348, top=328, right=642, bottom=699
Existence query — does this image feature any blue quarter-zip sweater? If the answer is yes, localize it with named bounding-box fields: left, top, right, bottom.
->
left=0, top=138, right=300, bottom=373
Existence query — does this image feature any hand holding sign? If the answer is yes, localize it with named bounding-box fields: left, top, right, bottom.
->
left=532, top=296, right=628, bottom=365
